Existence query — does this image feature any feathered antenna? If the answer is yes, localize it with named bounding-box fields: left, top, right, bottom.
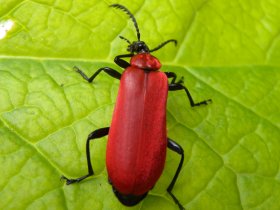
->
left=110, top=4, right=141, bottom=41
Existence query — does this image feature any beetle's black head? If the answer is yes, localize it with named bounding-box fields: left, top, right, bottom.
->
left=118, top=35, right=149, bottom=53
left=128, top=41, right=149, bottom=53
left=110, top=4, right=177, bottom=54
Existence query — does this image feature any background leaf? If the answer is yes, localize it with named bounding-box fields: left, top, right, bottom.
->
left=0, top=0, right=280, bottom=210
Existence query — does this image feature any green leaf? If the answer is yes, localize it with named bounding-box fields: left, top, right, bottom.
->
left=0, top=1, right=280, bottom=210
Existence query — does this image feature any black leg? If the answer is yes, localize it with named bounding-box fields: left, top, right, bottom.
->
left=61, top=127, right=110, bottom=185
left=169, top=82, right=212, bottom=107
left=165, top=72, right=184, bottom=84
left=74, top=66, right=121, bottom=83
left=114, top=54, right=133, bottom=68
left=167, top=138, right=185, bottom=210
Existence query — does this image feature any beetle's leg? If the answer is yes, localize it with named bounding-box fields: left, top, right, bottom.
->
left=165, top=72, right=184, bottom=84
left=168, top=83, right=212, bottom=107
left=61, top=127, right=110, bottom=185
left=114, top=53, right=133, bottom=68
left=167, top=138, right=185, bottom=210
left=74, top=66, right=121, bottom=83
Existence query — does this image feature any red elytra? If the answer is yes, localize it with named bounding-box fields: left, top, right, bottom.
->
left=106, top=53, right=168, bottom=195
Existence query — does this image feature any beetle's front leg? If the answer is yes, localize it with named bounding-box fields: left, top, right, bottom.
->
left=114, top=54, right=133, bottom=68
left=75, top=66, right=121, bottom=83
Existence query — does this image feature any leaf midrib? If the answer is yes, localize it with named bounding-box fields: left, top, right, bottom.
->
left=1, top=55, right=280, bottom=67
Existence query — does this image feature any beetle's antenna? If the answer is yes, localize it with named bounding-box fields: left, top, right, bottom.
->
left=110, top=4, right=141, bottom=41
left=149, top=39, right=177, bottom=52
left=119, top=35, right=131, bottom=44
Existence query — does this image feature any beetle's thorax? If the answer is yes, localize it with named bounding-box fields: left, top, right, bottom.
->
left=130, top=53, right=161, bottom=71
left=126, top=40, right=161, bottom=71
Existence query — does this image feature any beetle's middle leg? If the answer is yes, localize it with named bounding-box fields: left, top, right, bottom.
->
left=168, top=82, right=212, bottom=107
left=165, top=72, right=184, bottom=84
left=167, top=138, right=185, bottom=210
left=75, top=66, right=121, bottom=82
left=61, top=127, right=110, bottom=185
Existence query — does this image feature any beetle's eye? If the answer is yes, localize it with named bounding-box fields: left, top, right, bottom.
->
left=127, top=44, right=133, bottom=52
left=136, top=44, right=144, bottom=52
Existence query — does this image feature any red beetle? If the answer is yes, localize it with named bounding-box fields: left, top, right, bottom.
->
left=61, top=4, right=211, bottom=210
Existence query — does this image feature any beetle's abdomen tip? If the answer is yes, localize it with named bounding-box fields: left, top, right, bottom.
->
left=112, top=186, right=148, bottom=206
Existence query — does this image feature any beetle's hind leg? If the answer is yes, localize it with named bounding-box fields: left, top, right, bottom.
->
left=74, top=66, right=121, bottom=83
left=167, top=138, right=185, bottom=210
left=61, top=127, right=110, bottom=185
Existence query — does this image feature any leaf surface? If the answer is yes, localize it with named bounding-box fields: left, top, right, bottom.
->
left=0, top=1, right=280, bottom=210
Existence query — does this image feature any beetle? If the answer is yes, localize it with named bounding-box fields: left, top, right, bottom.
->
left=61, top=4, right=211, bottom=210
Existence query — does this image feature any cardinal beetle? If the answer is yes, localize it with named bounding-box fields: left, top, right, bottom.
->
left=61, top=4, right=211, bottom=210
